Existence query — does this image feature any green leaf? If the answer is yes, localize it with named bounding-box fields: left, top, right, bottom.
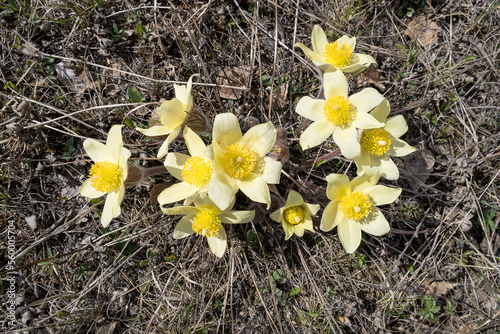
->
left=128, top=87, right=146, bottom=102
left=246, top=230, right=262, bottom=248
left=289, top=287, right=300, bottom=296
left=313, top=160, right=326, bottom=169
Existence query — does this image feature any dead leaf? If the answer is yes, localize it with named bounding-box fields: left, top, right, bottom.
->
left=215, top=66, right=250, bottom=100
left=425, top=280, right=457, bottom=296
left=356, top=65, right=386, bottom=90
left=403, top=144, right=435, bottom=191
left=457, top=319, right=476, bottom=334
left=96, top=321, right=117, bottom=334
left=55, top=61, right=94, bottom=95
left=25, top=215, right=37, bottom=230
left=404, top=14, right=438, bottom=47
left=271, top=83, right=288, bottom=109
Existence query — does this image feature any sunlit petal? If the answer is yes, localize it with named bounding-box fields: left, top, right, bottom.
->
left=173, top=215, right=195, bottom=239
left=365, top=185, right=401, bottom=206
left=349, top=88, right=385, bottom=114
left=296, top=96, right=326, bottom=122
left=360, top=208, right=390, bottom=236
left=300, top=120, right=334, bottom=150
left=157, top=182, right=198, bottom=205
left=240, top=122, right=276, bottom=157
left=207, top=228, right=227, bottom=258
left=338, top=219, right=362, bottom=254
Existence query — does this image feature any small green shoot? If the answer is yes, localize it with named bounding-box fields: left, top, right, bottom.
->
left=419, top=295, right=440, bottom=322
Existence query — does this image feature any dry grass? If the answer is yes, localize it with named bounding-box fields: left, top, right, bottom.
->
left=1, top=0, right=499, bottom=333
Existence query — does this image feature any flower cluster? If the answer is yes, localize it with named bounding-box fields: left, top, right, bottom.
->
left=79, top=25, right=415, bottom=256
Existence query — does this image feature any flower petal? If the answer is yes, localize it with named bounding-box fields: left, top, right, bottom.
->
left=337, top=35, right=356, bottom=50
left=159, top=99, right=187, bottom=128
left=80, top=179, right=106, bottom=198
left=219, top=210, right=255, bottom=225
left=173, top=215, right=195, bottom=239
left=296, top=96, right=326, bottom=122
left=332, top=126, right=360, bottom=159
left=353, top=149, right=372, bottom=176
left=320, top=201, right=340, bottom=232
left=162, top=205, right=200, bottom=216
left=136, top=125, right=173, bottom=137
left=262, top=157, right=282, bottom=184
left=164, top=152, right=189, bottom=180
left=237, top=177, right=271, bottom=209
left=326, top=173, right=350, bottom=201
left=388, top=137, right=416, bottom=157
left=101, top=189, right=119, bottom=227
left=377, top=155, right=400, bottom=180
left=83, top=138, right=109, bottom=162
left=311, top=25, right=329, bottom=54
left=323, top=70, right=348, bottom=98
left=302, top=214, right=314, bottom=232
left=285, top=190, right=304, bottom=208
left=293, top=42, right=325, bottom=65
left=282, top=222, right=294, bottom=240
left=361, top=208, right=390, bottom=236
left=365, top=185, right=401, bottom=206
left=350, top=88, right=385, bottom=114
left=157, top=182, right=198, bottom=205
left=340, top=54, right=377, bottom=73
left=157, top=126, right=181, bottom=158
left=184, top=126, right=206, bottom=157
left=369, top=99, right=390, bottom=124
left=304, top=202, right=320, bottom=216
left=294, top=224, right=305, bottom=237
left=269, top=209, right=284, bottom=223
left=353, top=111, right=384, bottom=129
left=351, top=167, right=380, bottom=192
left=207, top=228, right=227, bottom=257
left=105, top=125, right=124, bottom=162
left=384, top=115, right=407, bottom=138
left=174, top=74, right=198, bottom=111
left=208, top=171, right=238, bottom=211
left=300, top=119, right=334, bottom=150
left=212, top=113, right=242, bottom=149
left=338, top=219, right=362, bottom=254
left=240, top=122, right=276, bottom=157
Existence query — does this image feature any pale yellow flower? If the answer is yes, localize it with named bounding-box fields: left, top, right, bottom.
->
left=297, top=70, right=384, bottom=158
left=80, top=125, right=131, bottom=227
left=158, top=127, right=213, bottom=205
left=137, top=74, right=198, bottom=158
left=270, top=190, right=320, bottom=240
left=162, top=193, right=255, bottom=257
left=320, top=168, right=401, bottom=253
left=354, top=100, right=417, bottom=180
left=294, top=25, right=376, bottom=72
left=205, top=113, right=282, bottom=211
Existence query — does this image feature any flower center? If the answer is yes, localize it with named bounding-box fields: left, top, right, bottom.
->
left=191, top=210, right=222, bottom=238
left=323, top=41, right=353, bottom=68
left=323, top=95, right=355, bottom=127
left=182, top=156, right=213, bottom=189
left=283, top=206, right=305, bottom=225
left=89, top=161, right=122, bottom=193
left=220, top=143, right=257, bottom=179
left=339, top=191, right=372, bottom=221
left=361, top=128, right=392, bottom=156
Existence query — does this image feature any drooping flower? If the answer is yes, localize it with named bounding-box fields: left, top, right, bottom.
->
left=354, top=99, right=417, bottom=180
left=294, top=25, right=376, bottom=72
left=297, top=70, right=385, bottom=158
left=320, top=168, right=401, bottom=253
left=161, top=193, right=255, bottom=257
left=270, top=190, right=320, bottom=240
left=158, top=127, right=213, bottom=205
left=80, top=125, right=131, bottom=227
left=205, top=113, right=282, bottom=210
left=137, top=74, right=198, bottom=158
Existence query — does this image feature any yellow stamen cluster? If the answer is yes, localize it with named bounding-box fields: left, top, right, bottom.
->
left=323, top=41, right=353, bottom=68
left=89, top=161, right=122, bottom=193
left=220, top=143, right=257, bottom=179
left=361, top=128, right=392, bottom=156
left=182, top=156, right=213, bottom=188
left=191, top=210, right=222, bottom=238
left=323, top=95, right=355, bottom=127
left=339, top=191, right=372, bottom=221
left=283, top=206, right=305, bottom=225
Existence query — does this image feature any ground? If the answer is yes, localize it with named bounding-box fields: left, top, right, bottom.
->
left=0, top=0, right=499, bottom=333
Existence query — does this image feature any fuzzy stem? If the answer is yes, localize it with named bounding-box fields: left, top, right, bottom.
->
left=143, top=165, right=168, bottom=178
